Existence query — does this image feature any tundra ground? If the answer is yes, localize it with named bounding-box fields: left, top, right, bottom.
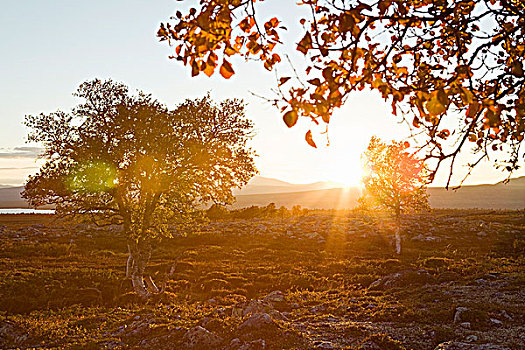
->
left=0, top=210, right=523, bottom=349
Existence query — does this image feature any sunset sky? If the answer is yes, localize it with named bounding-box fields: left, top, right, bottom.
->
left=1, top=0, right=522, bottom=188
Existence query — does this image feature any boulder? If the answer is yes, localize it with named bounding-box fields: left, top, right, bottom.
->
left=264, top=290, right=284, bottom=303
left=228, top=338, right=266, bottom=350
left=182, top=326, right=223, bottom=349
left=368, top=269, right=432, bottom=290
left=232, top=299, right=274, bottom=318
left=237, top=313, right=279, bottom=333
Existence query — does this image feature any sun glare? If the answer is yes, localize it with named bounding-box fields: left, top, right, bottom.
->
left=330, top=160, right=363, bottom=187
left=324, top=115, right=367, bottom=188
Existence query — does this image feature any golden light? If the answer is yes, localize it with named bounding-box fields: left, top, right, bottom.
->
left=326, top=155, right=363, bottom=187
left=67, top=161, right=117, bottom=193
left=323, top=115, right=369, bottom=188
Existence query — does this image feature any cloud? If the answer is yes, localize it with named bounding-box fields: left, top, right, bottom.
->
left=0, top=147, right=43, bottom=159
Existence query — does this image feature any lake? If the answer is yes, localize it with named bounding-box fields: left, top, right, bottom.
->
left=0, top=208, right=55, bottom=214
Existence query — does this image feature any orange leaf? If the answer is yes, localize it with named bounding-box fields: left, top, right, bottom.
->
left=466, top=102, right=481, bottom=118
left=202, top=61, right=215, bottom=77
left=191, top=60, right=200, bottom=77
left=279, top=77, right=291, bottom=86
left=283, top=110, right=298, bottom=128
left=220, top=59, right=235, bottom=79
left=425, top=94, right=446, bottom=116
left=297, top=32, right=312, bottom=55
left=305, top=130, right=317, bottom=148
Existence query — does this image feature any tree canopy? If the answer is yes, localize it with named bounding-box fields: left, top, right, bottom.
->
left=23, top=79, right=257, bottom=297
left=359, top=136, right=429, bottom=217
left=359, top=136, right=429, bottom=253
left=158, top=0, right=524, bottom=187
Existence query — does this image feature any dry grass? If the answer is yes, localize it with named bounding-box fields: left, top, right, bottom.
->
left=0, top=210, right=523, bottom=349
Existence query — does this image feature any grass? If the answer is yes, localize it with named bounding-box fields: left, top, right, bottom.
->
left=0, top=209, right=523, bottom=349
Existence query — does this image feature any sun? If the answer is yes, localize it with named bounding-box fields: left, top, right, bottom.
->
left=324, top=133, right=365, bottom=188
left=325, top=153, right=363, bottom=187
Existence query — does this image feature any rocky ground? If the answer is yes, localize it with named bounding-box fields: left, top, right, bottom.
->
left=0, top=210, right=523, bottom=349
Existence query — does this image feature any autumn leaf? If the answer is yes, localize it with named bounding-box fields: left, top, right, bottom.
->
left=305, top=130, right=317, bottom=148
left=202, top=61, right=215, bottom=77
left=510, top=61, right=524, bottom=77
left=279, top=77, right=291, bottom=86
left=466, top=102, right=481, bottom=118
left=191, top=60, right=200, bottom=77
left=426, top=95, right=446, bottom=116
left=220, top=59, right=235, bottom=79
left=307, top=78, right=322, bottom=86
left=297, top=32, right=312, bottom=55
left=283, top=110, right=298, bottom=128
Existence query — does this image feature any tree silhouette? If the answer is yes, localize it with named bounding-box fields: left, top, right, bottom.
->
left=359, top=136, right=429, bottom=254
left=159, top=0, right=524, bottom=186
left=23, top=80, right=257, bottom=298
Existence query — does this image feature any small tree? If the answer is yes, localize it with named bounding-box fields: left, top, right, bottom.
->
left=359, top=136, right=429, bottom=254
left=23, top=79, right=257, bottom=298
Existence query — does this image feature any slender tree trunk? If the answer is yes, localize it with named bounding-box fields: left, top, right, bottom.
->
left=394, top=224, right=402, bottom=255
left=127, top=239, right=154, bottom=298
left=394, top=210, right=402, bottom=255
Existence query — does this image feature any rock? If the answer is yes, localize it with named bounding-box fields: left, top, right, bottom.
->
left=368, top=269, right=432, bottom=290
left=434, top=341, right=510, bottom=350
left=264, top=290, right=284, bottom=303
left=228, top=338, right=266, bottom=350
left=310, top=304, right=327, bottom=314
left=460, top=322, right=471, bottom=329
left=232, top=299, right=274, bottom=318
left=476, top=231, right=488, bottom=237
left=112, top=317, right=158, bottom=338
left=97, top=340, right=126, bottom=349
left=465, top=335, right=478, bottom=342
left=0, top=320, right=35, bottom=348
left=314, top=340, right=336, bottom=349
left=182, top=326, right=223, bottom=349
left=106, top=224, right=123, bottom=233
left=453, top=307, right=489, bottom=330
left=305, top=232, right=321, bottom=239
left=237, top=313, right=279, bottom=333
left=454, top=307, right=469, bottom=323
left=268, top=309, right=287, bottom=321
left=411, top=234, right=442, bottom=242
left=490, top=318, right=503, bottom=326
left=499, top=310, right=512, bottom=320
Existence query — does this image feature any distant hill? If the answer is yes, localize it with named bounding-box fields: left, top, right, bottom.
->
left=428, top=176, right=525, bottom=210
left=232, top=176, right=525, bottom=210
left=233, top=176, right=344, bottom=195
left=0, top=186, right=27, bottom=208
left=232, top=187, right=362, bottom=209
left=1, top=176, right=523, bottom=210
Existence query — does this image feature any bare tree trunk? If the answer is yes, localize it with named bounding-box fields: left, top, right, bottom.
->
left=127, top=240, right=153, bottom=299
left=394, top=224, right=402, bottom=255
left=144, top=276, right=160, bottom=293
left=394, top=212, right=402, bottom=255
left=126, top=249, right=133, bottom=278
